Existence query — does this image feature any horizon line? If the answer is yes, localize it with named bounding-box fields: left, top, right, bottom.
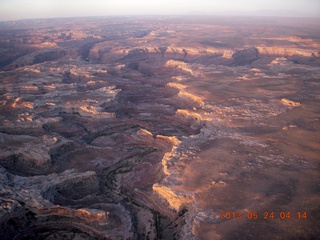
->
left=1, top=14, right=320, bottom=23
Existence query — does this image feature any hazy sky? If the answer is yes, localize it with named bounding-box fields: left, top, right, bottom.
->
left=0, top=0, right=319, bottom=21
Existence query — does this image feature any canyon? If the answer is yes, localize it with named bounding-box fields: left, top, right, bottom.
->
left=0, top=16, right=319, bottom=239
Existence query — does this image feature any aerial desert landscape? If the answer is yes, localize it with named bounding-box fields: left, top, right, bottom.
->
left=0, top=16, right=319, bottom=239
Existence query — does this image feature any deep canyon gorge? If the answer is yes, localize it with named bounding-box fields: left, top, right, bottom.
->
left=0, top=16, right=319, bottom=239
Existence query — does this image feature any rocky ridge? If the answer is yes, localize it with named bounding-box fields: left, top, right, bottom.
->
left=0, top=16, right=319, bottom=239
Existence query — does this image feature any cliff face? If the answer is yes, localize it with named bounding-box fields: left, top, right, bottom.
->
left=0, top=16, right=319, bottom=240
left=232, top=47, right=259, bottom=65
left=0, top=48, right=203, bottom=239
left=0, top=168, right=134, bottom=239
left=257, top=46, right=319, bottom=57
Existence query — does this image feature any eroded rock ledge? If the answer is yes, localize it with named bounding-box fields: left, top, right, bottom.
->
left=0, top=168, right=133, bottom=239
left=0, top=49, right=203, bottom=239
left=1, top=16, right=319, bottom=240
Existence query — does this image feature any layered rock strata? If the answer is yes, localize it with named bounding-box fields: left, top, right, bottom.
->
left=0, top=16, right=319, bottom=239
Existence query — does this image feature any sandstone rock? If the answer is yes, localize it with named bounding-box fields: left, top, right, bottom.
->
left=232, top=47, right=259, bottom=65
left=0, top=16, right=319, bottom=240
left=281, top=98, right=301, bottom=107
left=152, top=183, right=194, bottom=212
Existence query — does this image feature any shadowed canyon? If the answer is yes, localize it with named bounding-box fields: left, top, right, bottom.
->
left=0, top=16, right=319, bottom=239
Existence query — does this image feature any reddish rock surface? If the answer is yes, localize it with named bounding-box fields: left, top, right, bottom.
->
left=0, top=16, right=319, bottom=239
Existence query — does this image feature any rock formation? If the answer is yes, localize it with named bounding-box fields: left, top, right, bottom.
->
left=0, top=16, right=319, bottom=239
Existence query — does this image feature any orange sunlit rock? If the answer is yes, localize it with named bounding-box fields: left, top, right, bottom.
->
left=0, top=16, right=319, bottom=240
